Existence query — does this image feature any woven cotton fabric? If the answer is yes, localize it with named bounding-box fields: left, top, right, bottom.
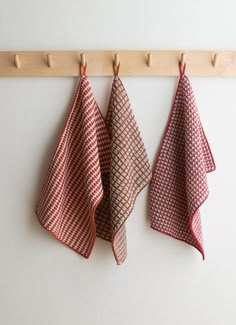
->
left=149, top=70, right=216, bottom=258
left=95, top=76, right=152, bottom=264
left=36, top=75, right=151, bottom=264
left=36, top=75, right=111, bottom=258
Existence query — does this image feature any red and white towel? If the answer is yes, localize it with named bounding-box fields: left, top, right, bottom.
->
left=36, top=75, right=111, bottom=259
left=36, top=74, right=151, bottom=264
left=149, top=63, right=216, bottom=258
left=95, top=76, right=152, bottom=264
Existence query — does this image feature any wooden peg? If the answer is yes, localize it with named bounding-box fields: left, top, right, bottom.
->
left=14, top=54, right=21, bottom=69
left=147, top=52, right=152, bottom=67
left=47, top=53, right=53, bottom=68
left=212, top=53, right=219, bottom=67
left=180, top=53, right=186, bottom=66
left=114, top=53, right=120, bottom=68
left=80, top=53, right=86, bottom=67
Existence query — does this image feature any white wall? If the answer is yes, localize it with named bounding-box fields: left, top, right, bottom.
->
left=0, top=1, right=235, bottom=324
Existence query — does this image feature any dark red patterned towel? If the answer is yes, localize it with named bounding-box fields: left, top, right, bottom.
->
left=149, top=63, right=216, bottom=258
left=36, top=75, right=111, bottom=259
left=95, top=76, right=152, bottom=264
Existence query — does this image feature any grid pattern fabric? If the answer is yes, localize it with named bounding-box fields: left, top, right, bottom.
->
left=95, top=76, right=152, bottom=264
left=149, top=73, right=216, bottom=258
left=36, top=76, right=111, bottom=258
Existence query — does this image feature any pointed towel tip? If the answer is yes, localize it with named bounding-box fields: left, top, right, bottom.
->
left=150, top=225, right=206, bottom=260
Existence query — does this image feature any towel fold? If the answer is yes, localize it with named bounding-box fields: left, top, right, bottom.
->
left=149, top=63, right=216, bottom=258
left=36, top=75, right=111, bottom=258
left=95, top=76, right=152, bottom=264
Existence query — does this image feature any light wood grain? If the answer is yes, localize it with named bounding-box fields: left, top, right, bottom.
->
left=0, top=50, right=235, bottom=77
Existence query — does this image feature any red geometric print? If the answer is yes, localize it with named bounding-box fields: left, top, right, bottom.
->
left=149, top=66, right=216, bottom=258
left=36, top=75, right=111, bottom=259
left=95, top=76, right=152, bottom=264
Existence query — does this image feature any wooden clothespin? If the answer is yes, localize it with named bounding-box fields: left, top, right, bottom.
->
left=80, top=53, right=86, bottom=68
left=14, top=54, right=21, bottom=69
left=212, top=53, right=219, bottom=67
left=47, top=53, right=53, bottom=68
left=113, top=53, right=120, bottom=75
left=180, top=53, right=186, bottom=66
left=114, top=53, right=120, bottom=68
left=147, top=52, right=152, bottom=67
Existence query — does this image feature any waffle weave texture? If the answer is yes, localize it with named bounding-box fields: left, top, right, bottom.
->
left=149, top=72, right=216, bottom=258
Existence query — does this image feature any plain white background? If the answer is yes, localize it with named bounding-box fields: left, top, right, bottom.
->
left=0, top=1, right=235, bottom=324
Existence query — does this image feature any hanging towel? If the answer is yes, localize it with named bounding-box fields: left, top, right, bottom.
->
left=36, top=69, right=151, bottom=264
left=149, top=63, right=216, bottom=258
left=95, top=74, right=152, bottom=264
left=36, top=73, right=111, bottom=259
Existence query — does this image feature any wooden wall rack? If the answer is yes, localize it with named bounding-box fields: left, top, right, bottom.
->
left=0, top=50, right=235, bottom=77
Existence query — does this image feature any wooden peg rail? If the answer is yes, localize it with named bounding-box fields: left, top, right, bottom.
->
left=0, top=50, right=236, bottom=77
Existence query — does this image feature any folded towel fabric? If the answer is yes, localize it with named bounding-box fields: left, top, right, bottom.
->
left=95, top=75, right=152, bottom=264
left=36, top=74, right=111, bottom=258
left=149, top=63, right=216, bottom=258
